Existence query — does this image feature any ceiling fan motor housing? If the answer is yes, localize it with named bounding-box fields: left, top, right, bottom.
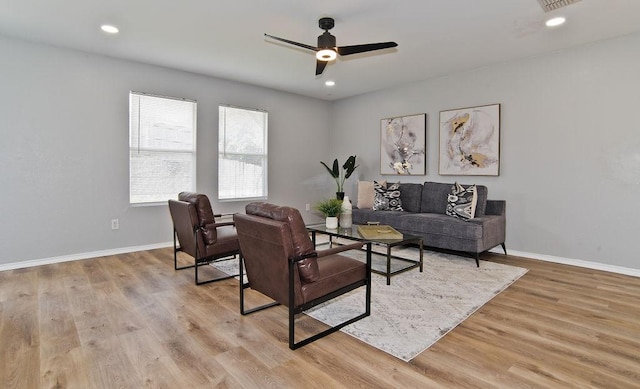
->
left=317, top=32, right=336, bottom=49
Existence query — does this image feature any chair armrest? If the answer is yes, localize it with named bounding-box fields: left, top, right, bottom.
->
left=205, top=221, right=235, bottom=229
left=317, top=242, right=364, bottom=258
left=290, top=252, right=319, bottom=263
left=214, top=213, right=235, bottom=218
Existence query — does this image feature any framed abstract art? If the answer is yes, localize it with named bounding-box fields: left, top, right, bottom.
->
left=439, top=103, right=500, bottom=176
left=380, top=113, right=426, bottom=175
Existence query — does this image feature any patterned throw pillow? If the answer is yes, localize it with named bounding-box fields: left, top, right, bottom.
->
left=373, top=181, right=404, bottom=211
left=446, top=182, right=477, bottom=220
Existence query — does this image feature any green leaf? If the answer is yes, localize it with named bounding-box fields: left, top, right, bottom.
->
left=343, top=155, right=358, bottom=179
left=320, top=161, right=339, bottom=178
left=314, top=198, right=343, bottom=217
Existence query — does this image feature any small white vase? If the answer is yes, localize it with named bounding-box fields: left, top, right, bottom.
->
left=340, top=195, right=353, bottom=228
left=326, top=216, right=338, bottom=229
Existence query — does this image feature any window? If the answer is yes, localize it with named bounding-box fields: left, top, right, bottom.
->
left=129, top=92, right=196, bottom=204
left=218, top=105, right=268, bottom=200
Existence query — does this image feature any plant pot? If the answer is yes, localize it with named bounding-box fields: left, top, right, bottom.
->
left=325, top=216, right=338, bottom=229
left=336, top=192, right=345, bottom=200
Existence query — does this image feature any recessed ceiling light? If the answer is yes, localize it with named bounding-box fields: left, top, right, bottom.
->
left=325, top=81, right=336, bottom=87
left=101, top=24, right=119, bottom=34
left=545, top=17, right=566, bottom=27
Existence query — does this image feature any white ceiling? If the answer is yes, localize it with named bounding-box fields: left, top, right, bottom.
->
left=2, top=0, right=640, bottom=100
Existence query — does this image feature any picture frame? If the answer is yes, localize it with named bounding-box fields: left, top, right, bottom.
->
left=439, top=103, right=500, bottom=176
left=380, top=113, right=426, bottom=175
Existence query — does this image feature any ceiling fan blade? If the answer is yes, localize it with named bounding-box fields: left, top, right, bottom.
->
left=316, top=60, right=328, bottom=75
left=264, top=34, right=318, bottom=52
left=336, top=42, right=398, bottom=56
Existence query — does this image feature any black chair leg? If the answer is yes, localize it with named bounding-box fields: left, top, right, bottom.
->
left=288, top=279, right=371, bottom=350
left=239, top=255, right=280, bottom=314
left=194, top=259, right=237, bottom=285
left=287, top=247, right=372, bottom=350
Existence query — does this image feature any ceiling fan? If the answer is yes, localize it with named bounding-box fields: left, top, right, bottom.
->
left=265, top=17, right=398, bottom=76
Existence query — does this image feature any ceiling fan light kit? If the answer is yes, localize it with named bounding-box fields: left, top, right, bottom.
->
left=316, top=49, right=337, bottom=61
left=265, top=17, right=397, bottom=75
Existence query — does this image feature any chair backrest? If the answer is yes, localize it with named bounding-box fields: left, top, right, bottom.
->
left=168, top=199, right=203, bottom=258
left=178, top=192, right=218, bottom=244
left=168, top=192, right=219, bottom=259
left=234, top=202, right=319, bottom=307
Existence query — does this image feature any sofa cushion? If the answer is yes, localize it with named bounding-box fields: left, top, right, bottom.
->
left=473, top=185, right=488, bottom=217
left=446, top=182, right=478, bottom=220
left=358, top=210, right=407, bottom=226
left=374, top=182, right=403, bottom=211
left=398, top=213, right=483, bottom=240
left=421, top=181, right=488, bottom=216
left=399, top=183, right=423, bottom=213
left=420, top=182, right=452, bottom=215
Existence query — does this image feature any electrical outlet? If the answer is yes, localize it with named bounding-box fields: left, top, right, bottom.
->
left=111, top=219, right=119, bottom=230
left=305, top=203, right=311, bottom=211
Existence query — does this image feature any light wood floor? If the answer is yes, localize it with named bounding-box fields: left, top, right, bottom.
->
left=1, top=248, right=639, bottom=388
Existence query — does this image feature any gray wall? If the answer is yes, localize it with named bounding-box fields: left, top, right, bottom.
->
left=330, top=32, right=640, bottom=271
left=0, top=36, right=331, bottom=265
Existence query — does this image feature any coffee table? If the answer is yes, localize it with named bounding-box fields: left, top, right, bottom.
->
left=307, top=224, right=423, bottom=285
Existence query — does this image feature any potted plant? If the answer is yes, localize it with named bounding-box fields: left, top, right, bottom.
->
left=321, top=155, right=359, bottom=200
left=315, top=198, right=343, bottom=229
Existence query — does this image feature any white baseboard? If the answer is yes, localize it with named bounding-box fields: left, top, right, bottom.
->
left=0, top=242, right=173, bottom=272
left=489, top=247, right=640, bottom=278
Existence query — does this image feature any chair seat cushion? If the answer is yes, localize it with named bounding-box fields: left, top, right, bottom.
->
left=204, top=225, right=240, bottom=257
left=300, top=255, right=366, bottom=305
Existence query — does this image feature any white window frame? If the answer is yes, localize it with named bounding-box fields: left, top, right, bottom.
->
left=129, top=91, right=197, bottom=205
left=218, top=105, right=268, bottom=201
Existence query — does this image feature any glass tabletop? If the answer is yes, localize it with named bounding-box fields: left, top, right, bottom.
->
left=306, top=223, right=421, bottom=245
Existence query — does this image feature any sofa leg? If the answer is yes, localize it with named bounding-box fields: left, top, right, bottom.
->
left=475, top=254, right=480, bottom=267
left=501, top=243, right=507, bottom=255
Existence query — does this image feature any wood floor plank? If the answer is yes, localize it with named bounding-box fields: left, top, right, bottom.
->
left=80, top=335, right=141, bottom=388
left=1, top=247, right=640, bottom=388
left=214, top=346, right=290, bottom=388
left=91, top=280, right=148, bottom=335
left=160, top=334, right=232, bottom=387
left=1, top=273, right=41, bottom=389
left=269, top=358, right=346, bottom=389
left=40, top=347, right=91, bottom=389
left=118, top=328, right=188, bottom=388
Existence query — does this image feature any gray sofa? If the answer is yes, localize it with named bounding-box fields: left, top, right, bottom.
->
left=352, top=181, right=506, bottom=266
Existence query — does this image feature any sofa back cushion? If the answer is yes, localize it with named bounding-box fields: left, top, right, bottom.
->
left=420, top=182, right=488, bottom=216
left=473, top=185, right=488, bottom=216
left=399, top=183, right=423, bottom=213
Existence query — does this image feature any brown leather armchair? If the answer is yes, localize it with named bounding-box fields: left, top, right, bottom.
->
left=168, top=192, right=240, bottom=285
left=233, top=202, right=371, bottom=349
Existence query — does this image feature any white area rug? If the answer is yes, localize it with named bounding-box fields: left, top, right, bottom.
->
left=212, top=246, right=527, bottom=362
